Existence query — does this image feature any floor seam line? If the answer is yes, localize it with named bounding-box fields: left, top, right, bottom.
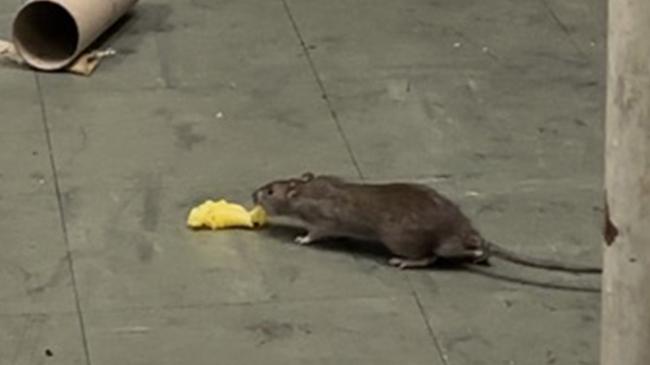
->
left=407, top=275, right=450, bottom=365
left=54, top=292, right=413, bottom=315
left=280, top=0, right=365, bottom=180
left=539, top=0, right=588, bottom=60
left=34, top=74, right=94, bottom=365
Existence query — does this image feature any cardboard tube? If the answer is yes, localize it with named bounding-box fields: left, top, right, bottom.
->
left=12, top=0, right=137, bottom=70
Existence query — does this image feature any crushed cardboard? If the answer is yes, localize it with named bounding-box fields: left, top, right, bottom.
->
left=0, top=39, right=116, bottom=76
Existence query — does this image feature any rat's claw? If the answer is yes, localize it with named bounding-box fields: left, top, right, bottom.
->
left=294, top=235, right=312, bottom=245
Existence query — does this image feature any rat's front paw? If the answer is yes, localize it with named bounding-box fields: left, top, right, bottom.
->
left=388, top=257, right=436, bottom=269
left=388, top=257, right=408, bottom=269
left=294, top=235, right=312, bottom=245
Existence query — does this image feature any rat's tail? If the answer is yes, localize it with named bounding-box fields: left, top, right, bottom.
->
left=483, top=241, right=602, bottom=274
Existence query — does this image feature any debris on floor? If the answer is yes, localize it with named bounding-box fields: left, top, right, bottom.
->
left=4, top=0, right=136, bottom=75
left=0, top=39, right=117, bottom=76
left=187, top=199, right=267, bottom=230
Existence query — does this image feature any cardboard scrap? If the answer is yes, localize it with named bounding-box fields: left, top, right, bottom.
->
left=0, top=39, right=22, bottom=64
left=0, top=39, right=116, bottom=76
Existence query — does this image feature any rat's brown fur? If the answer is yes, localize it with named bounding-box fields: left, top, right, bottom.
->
left=252, top=173, right=601, bottom=274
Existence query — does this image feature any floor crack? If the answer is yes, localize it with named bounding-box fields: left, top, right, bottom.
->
left=34, top=74, right=94, bottom=365
left=540, top=0, right=588, bottom=61
left=407, top=275, right=450, bottom=365
left=280, top=0, right=365, bottom=180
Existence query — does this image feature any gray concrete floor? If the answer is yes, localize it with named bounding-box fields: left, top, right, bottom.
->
left=0, top=0, right=604, bottom=364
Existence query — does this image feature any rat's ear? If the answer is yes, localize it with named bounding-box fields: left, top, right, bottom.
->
left=287, top=188, right=299, bottom=199
left=301, top=172, right=315, bottom=182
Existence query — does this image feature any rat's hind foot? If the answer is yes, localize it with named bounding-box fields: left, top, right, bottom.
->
left=388, top=257, right=437, bottom=270
left=471, top=249, right=490, bottom=265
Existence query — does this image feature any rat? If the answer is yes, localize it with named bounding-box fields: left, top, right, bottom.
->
left=252, top=172, right=601, bottom=274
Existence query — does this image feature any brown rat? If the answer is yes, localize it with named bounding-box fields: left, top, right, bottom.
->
left=252, top=172, right=601, bottom=274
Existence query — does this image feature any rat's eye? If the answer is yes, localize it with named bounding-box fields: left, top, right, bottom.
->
left=266, top=187, right=274, bottom=195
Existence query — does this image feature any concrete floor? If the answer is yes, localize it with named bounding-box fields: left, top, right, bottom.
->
left=0, top=0, right=604, bottom=364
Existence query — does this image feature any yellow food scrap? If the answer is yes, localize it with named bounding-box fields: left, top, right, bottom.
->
left=187, top=199, right=267, bottom=230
